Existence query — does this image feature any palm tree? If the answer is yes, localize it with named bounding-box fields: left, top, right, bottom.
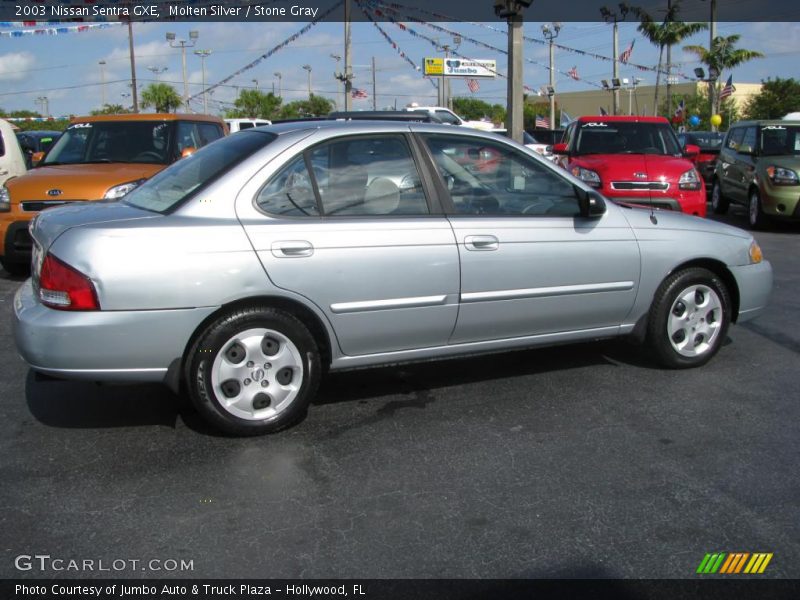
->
left=140, top=83, right=182, bottom=114
left=634, top=0, right=707, bottom=116
left=684, top=34, right=764, bottom=124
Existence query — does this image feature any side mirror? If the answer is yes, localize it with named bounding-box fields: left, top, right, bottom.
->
left=180, top=147, right=197, bottom=159
left=684, top=144, right=700, bottom=157
left=552, top=142, right=568, bottom=155
left=574, top=186, right=606, bottom=218
left=544, top=145, right=553, bottom=155
left=737, top=143, right=754, bottom=155
left=31, top=151, right=45, bottom=166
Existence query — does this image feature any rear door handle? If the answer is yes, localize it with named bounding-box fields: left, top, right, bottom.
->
left=464, top=235, right=499, bottom=251
left=271, top=240, right=314, bottom=258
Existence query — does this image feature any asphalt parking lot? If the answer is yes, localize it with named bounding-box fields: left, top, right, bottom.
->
left=1, top=206, right=798, bottom=580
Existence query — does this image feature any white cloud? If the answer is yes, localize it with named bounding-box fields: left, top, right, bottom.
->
left=0, top=52, right=36, bottom=81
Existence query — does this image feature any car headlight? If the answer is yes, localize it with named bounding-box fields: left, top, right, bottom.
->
left=765, top=166, right=799, bottom=186
left=103, top=179, right=145, bottom=200
left=0, top=185, right=9, bottom=212
left=749, top=240, right=763, bottom=264
left=678, top=168, right=702, bottom=191
left=570, top=166, right=601, bottom=188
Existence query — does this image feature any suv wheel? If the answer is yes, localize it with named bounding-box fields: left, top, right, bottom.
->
left=646, top=267, right=731, bottom=369
left=0, top=257, right=29, bottom=277
left=186, top=306, right=321, bottom=436
left=710, top=180, right=729, bottom=215
left=748, top=188, right=769, bottom=230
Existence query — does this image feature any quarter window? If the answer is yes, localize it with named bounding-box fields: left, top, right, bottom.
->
left=422, top=134, right=578, bottom=217
left=255, top=155, right=320, bottom=217
left=726, top=127, right=745, bottom=151
left=741, top=127, right=757, bottom=152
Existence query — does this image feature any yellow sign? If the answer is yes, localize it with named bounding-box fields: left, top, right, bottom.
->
left=423, top=58, right=444, bottom=76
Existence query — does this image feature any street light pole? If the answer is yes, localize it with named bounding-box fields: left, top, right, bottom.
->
left=147, top=66, right=167, bottom=80
left=496, top=0, right=532, bottom=144
left=542, top=22, right=561, bottom=131
left=274, top=72, right=282, bottom=98
left=600, top=4, right=629, bottom=115
left=127, top=21, right=139, bottom=113
left=98, top=60, right=107, bottom=107
left=194, top=49, right=212, bottom=114
left=302, top=64, right=312, bottom=99
left=252, top=78, right=259, bottom=92
left=166, top=30, right=199, bottom=111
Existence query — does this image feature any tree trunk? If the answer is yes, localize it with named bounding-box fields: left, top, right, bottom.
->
left=654, top=45, right=663, bottom=116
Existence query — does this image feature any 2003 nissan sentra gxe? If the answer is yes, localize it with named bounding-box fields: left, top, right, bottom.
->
left=13, top=121, right=772, bottom=435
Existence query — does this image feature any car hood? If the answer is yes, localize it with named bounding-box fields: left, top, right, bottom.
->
left=617, top=201, right=751, bottom=240
left=573, top=154, right=695, bottom=182
left=31, top=200, right=158, bottom=253
left=6, top=163, right=163, bottom=202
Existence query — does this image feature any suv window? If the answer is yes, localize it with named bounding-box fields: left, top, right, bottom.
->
left=44, top=121, right=173, bottom=165
left=175, top=121, right=224, bottom=158
left=422, top=134, right=578, bottom=217
left=726, top=127, right=745, bottom=151
left=741, top=127, right=757, bottom=152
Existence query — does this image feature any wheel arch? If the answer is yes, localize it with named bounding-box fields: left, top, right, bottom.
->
left=629, top=257, right=741, bottom=344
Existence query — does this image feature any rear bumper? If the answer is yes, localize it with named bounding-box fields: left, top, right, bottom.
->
left=13, top=279, right=216, bottom=382
left=730, top=261, right=773, bottom=323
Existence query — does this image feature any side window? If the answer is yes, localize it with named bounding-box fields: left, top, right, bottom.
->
left=197, top=123, right=224, bottom=147
left=309, top=135, right=429, bottom=216
left=422, top=134, right=579, bottom=217
left=176, top=122, right=199, bottom=155
left=239, top=122, right=254, bottom=130
left=740, top=127, right=757, bottom=152
left=726, top=127, right=745, bottom=151
left=255, top=154, right=320, bottom=217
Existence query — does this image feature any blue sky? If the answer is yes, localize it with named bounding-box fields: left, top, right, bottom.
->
left=1, top=19, right=798, bottom=117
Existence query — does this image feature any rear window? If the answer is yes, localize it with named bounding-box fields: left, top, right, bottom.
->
left=123, top=131, right=276, bottom=214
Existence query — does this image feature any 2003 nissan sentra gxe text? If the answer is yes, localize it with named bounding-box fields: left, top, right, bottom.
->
left=13, top=121, right=773, bottom=435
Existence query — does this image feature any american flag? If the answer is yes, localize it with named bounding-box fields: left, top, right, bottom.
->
left=567, top=66, right=579, bottom=80
left=718, top=75, right=735, bottom=101
left=619, top=39, right=635, bottom=64
left=351, top=88, right=368, bottom=99
left=466, top=78, right=480, bottom=93
left=535, top=115, right=550, bottom=128
left=674, top=99, right=685, bottom=117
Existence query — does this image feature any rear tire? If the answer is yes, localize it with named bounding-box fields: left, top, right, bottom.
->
left=748, top=188, right=769, bottom=230
left=646, top=268, right=731, bottom=369
left=0, top=257, right=28, bottom=276
left=710, top=179, right=729, bottom=215
left=186, top=306, right=321, bottom=436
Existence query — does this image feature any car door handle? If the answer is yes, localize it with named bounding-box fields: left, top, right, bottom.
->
left=464, top=235, right=499, bottom=251
left=271, top=240, right=314, bottom=258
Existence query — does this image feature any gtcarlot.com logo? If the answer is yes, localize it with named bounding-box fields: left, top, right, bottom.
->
left=696, top=552, right=773, bottom=574
left=14, top=554, right=194, bottom=573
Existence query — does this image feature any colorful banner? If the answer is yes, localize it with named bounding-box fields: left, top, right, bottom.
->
left=0, top=21, right=123, bottom=37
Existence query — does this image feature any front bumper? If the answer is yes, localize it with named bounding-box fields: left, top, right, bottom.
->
left=13, top=279, right=217, bottom=382
left=603, top=188, right=707, bottom=217
left=730, top=260, right=773, bottom=323
left=760, top=180, right=800, bottom=220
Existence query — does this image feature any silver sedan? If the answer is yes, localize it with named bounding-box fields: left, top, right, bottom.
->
left=13, top=121, right=773, bottom=435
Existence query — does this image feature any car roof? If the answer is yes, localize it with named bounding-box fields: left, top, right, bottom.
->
left=576, top=116, right=669, bottom=124
left=70, top=113, right=225, bottom=125
left=259, top=119, right=507, bottom=139
left=729, top=119, right=800, bottom=127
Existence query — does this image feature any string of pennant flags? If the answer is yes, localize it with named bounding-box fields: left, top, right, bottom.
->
left=186, top=0, right=343, bottom=103
left=0, top=21, right=124, bottom=37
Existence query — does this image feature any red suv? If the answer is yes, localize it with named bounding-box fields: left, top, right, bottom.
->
left=553, top=116, right=706, bottom=216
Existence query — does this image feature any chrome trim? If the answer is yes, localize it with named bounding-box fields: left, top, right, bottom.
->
left=330, top=294, right=449, bottom=314
left=610, top=181, right=670, bottom=191
left=461, top=281, right=634, bottom=303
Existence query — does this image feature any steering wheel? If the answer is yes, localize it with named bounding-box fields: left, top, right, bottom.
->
left=133, top=151, right=164, bottom=162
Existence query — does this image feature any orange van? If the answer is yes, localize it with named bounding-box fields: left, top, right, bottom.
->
left=0, top=113, right=226, bottom=274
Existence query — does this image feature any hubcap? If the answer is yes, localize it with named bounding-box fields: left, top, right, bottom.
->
left=210, top=328, right=303, bottom=421
left=667, top=284, right=723, bottom=358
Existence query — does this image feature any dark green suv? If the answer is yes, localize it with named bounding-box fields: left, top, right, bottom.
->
left=711, top=120, right=800, bottom=228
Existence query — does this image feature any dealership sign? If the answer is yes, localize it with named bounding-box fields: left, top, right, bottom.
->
left=423, top=58, right=497, bottom=78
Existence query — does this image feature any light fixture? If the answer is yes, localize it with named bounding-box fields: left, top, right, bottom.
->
left=694, top=67, right=706, bottom=79
left=601, top=79, right=610, bottom=89
left=612, top=78, right=621, bottom=88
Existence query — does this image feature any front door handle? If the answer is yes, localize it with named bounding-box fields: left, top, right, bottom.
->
left=271, top=240, right=314, bottom=258
left=464, top=235, right=499, bottom=251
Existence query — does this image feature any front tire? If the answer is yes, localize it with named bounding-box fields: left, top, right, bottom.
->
left=0, top=257, right=29, bottom=276
left=186, top=306, right=321, bottom=436
left=748, top=188, right=769, bottom=230
left=710, top=179, right=729, bottom=215
left=646, top=268, right=731, bottom=369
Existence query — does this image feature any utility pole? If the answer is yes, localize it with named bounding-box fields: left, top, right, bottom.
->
left=127, top=21, right=139, bottom=113
left=194, top=50, right=212, bottom=114
left=600, top=4, right=629, bottom=115
left=708, top=0, right=717, bottom=131
left=542, top=22, right=561, bottom=131
left=496, top=0, right=531, bottom=144
left=372, top=56, right=377, bottom=110
left=665, top=0, right=674, bottom=118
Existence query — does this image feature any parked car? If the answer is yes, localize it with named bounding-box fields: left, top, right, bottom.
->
left=225, top=118, right=271, bottom=133
left=14, top=121, right=772, bottom=435
left=677, top=131, right=723, bottom=192
left=711, top=119, right=800, bottom=229
left=554, top=116, right=706, bottom=216
left=0, top=118, right=26, bottom=187
left=404, top=105, right=495, bottom=130
left=0, top=113, right=226, bottom=275
left=527, top=129, right=564, bottom=162
left=16, top=130, right=62, bottom=169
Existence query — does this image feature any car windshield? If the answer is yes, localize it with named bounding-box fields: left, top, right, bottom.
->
left=123, top=130, right=276, bottom=214
left=760, top=124, right=800, bottom=156
left=574, top=121, right=682, bottom=156
left=42, top=121, right=174, bottom=166
left=689, top=132, right=724, bottom=151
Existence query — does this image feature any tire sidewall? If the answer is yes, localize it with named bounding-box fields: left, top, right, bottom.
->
left=749, top=189, right=766, bottom=229
left=711, top=180, right=728, bottom=214
left=647, top=268, right=731, bottom=369
left=188, top=308, right=320, bottom=435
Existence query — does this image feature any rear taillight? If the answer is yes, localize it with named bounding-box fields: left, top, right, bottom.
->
left=38, top=253, right=100, bottom=311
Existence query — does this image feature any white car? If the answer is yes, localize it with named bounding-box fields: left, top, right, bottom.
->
left=0, top=119, right=27, bottom=186
left=405, top=106, right=495, bottom=131
left=225, top=118, right=272, bottom=133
